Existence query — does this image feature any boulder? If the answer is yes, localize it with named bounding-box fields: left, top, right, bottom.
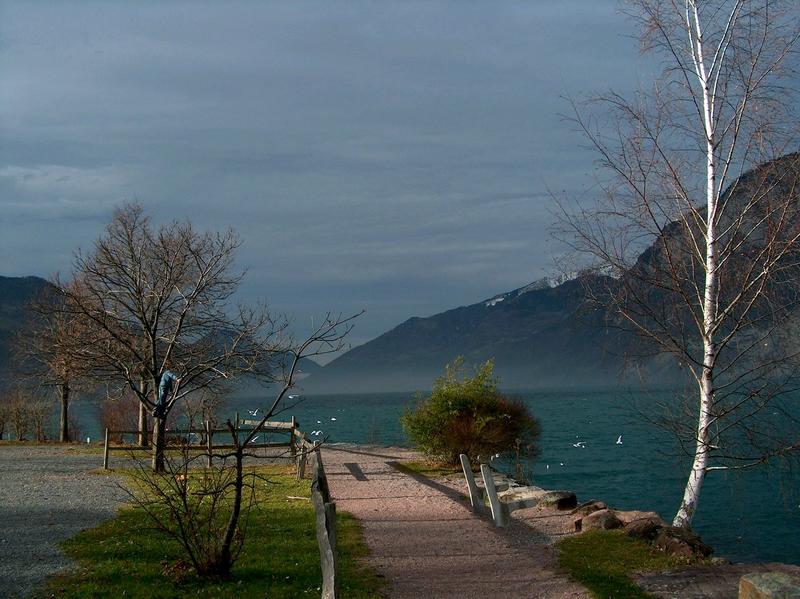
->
left=571, top=500, right=607, bottom=517
left=576, top=508, right=624, bottom=532
left=652, top=526, right=713, bottom=558
left=616, top=510, right=665, bottom=526
left=739, top=572, right=800, bottom=599
left=540, top=490, right=577, bottom=510
left=625, top=516, right=666, bottom=541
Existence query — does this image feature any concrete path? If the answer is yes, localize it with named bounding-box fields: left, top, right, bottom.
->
left=322, top=444, right=589, bottom=599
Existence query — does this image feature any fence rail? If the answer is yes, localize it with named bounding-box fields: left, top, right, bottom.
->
left=101, top=416, right=337, bottom=598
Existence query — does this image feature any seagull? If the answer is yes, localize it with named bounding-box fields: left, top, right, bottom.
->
left=572, top=441, right=586, bottom=448
left=546, top=464, right=549, bottom=470
left=490, top=453, right=501, bottom=461
left=316, top=420, right=321, bottom=424
left=616, top=435, right=623, bottom=445
left=288, top=394, right=299, bottom=399
left=248, top=409, right=259, bottom=417
left=560, top=462, right=564, bottom=466
left=330, top=417, right=337, bottom=421
left=311, top=430, right=322, bottom=436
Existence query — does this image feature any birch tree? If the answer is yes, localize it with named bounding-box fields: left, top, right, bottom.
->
left=560, top=0, right=800, bottom=527
left=61, top=203, right=284, bottom=471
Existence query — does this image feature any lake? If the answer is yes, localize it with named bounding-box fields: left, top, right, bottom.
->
left=69, top=387, right=800, bottom=564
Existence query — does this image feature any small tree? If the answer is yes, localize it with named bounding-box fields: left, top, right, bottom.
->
left=124, top=311, right=359, bottom=579
left=15, top=284, right=91, bottom=442
left=402, top=357, right=540, bottom=465
left=28, top=394, right=52, bottom=442
left=8, top=390, right=29, bottom=441
left=0, top=392, right=8, bottom=440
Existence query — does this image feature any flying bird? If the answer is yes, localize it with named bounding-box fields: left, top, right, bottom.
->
left=248, top=409, right=259, bottom=417
left=616, top=435, right=623, bottom=445
left=572, top=441, right=586, bottom=448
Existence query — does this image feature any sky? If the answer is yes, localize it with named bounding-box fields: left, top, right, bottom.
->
left=0, top=1, right=650, bottom=353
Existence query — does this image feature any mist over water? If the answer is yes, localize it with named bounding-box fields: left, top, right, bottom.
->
left=69, top=388, right=800, bottom=564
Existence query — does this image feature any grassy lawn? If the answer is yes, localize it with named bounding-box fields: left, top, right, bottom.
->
left=44, top=465, right=382, bottom=598
left=557, top=530, right=700, bottom=599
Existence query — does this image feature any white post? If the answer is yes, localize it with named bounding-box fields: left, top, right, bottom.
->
left=460, top=454, right=484, bottom=511
left=481, top=464, right=507, bottom=527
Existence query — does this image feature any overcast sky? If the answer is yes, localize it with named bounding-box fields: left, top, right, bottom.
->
left=0, top=1, right=651, bottom=351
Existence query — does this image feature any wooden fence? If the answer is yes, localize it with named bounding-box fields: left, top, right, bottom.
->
left=101, top=416, right=298, bottom=469
left=101, top=417, right=338, bottom=598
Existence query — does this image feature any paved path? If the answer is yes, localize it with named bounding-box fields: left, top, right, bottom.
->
left=322, top=444, right=590, bottom=599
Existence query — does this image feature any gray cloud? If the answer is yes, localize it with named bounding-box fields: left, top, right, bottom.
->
left=1, top=1, right=647, bottom=349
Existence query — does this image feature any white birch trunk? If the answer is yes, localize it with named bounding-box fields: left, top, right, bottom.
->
left=673, top=2, right=718, bottom=528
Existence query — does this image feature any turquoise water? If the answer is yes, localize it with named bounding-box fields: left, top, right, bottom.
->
left=69, top=388, right=800, bottom=564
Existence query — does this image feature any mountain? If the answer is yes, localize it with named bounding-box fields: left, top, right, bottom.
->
left=0, top=275, right=52, bottom=386
left=302, top=275, right=631, bottom=393
left=305, top=152, right=800, bottom=394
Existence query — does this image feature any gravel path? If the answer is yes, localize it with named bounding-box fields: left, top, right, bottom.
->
left=0, top=445, right=127, bottom=598
left=322, top=444, right=590, bottom=599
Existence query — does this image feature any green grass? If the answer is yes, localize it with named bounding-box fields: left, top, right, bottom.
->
left=391, top=459, right=463, bottom=478
left=44, top=465, right=383, bottom=598
left=556, top=530, right=699, bottom=599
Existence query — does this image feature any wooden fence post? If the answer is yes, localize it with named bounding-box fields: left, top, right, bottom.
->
left=323, top=501, right=338, bottom=599
left=102, top=428, right=110, bottom=470
left=311, top=451, right=337, bottom=598
left=290, top=415, right=297, bottom=458
left=297, top=434, right=308, bottom=480
left=206, top=420, right=213, bottom=467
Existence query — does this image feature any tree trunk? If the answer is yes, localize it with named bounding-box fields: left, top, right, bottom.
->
left=672, top=8, right=718, bottom=528
left=138, top=377, right=148, bottom=447
left=216, top=446, right=244, bottom=577
left=151, top=416, right=166, bottom=472
left=138, top=402, right=148, bottom=447
left=59, top=382, right=70, bottom=442
left=673, top=373, right=713, bottom=527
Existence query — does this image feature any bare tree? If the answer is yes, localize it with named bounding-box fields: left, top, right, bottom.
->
left=61, top=203, right=286, bottom=471
left=7, top=389, right=30, bottom=441
left=559, top=0, right=800, bottom=527
left=181, top=387, right=226, bottom=436
left=0, top=394, right=7, bottom=440
left=125, top=311, right=359, bottom=579
left=15, top=284, right=91, bottom=442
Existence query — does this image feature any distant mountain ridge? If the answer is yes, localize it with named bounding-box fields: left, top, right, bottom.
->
left=0, top=274, right=325, bottom=393
left=302, top=275, right=629, bottom=393
left=0, top=275, right=52, bottom=386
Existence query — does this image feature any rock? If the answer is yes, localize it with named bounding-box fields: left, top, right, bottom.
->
left=709, top=556, right=730, bottom=566
left=615, top=510, right=665, bottom=526
left=652, top=526, right=713, bottom=558
left=739, top=572, right=800, bottom=598
left=576, top=508, right=624, bottom=532
left=625, top=517, right=666, bottom=541
left=571, top=500, right=607, bottom=517
left=540, top=490, right=577, bottom=510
